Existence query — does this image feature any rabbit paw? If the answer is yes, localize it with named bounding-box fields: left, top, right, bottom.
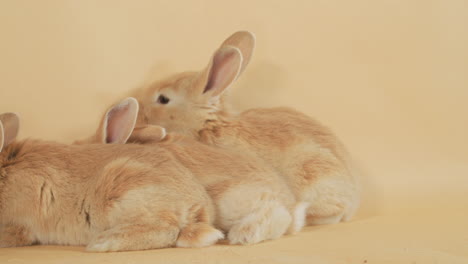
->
left=228, top=221, right=263, bottom=245
left=86, top=236, right=122, bottom=252
left=176, top=223, right=224, bottom=248
left=228, top=205, right=291, bottom=245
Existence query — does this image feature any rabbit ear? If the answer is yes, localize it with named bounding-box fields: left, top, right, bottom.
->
left=98, top=97, right=139, bottom=144
left=0, top=122, right=4, bottom=152
left=220, top=31, right=255, bottom=76
left=0, top=112, right=20, bottom=152
left=196, top=46, right=243, bottom=98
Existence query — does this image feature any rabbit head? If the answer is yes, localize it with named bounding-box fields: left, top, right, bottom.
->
left=131, top=31, right=255, bottom=137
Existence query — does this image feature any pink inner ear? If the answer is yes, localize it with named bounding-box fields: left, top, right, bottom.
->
left=221, top=31, right=255, bottom=76
left=204, top=48, right=242, bottom=96
left=106, top=104, right=135, bottom=144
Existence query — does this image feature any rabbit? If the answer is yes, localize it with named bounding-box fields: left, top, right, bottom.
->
left=0, top=112, right=223, bottom=252
left=127, top=31, right=361, bottom=225
left=79, top=97, right=301, bottom=245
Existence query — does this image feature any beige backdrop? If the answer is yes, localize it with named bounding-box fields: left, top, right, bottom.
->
left=0, top=1, right=467, bottom=263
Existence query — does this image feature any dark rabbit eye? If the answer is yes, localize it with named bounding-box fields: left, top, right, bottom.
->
left=157, top=94, right=170, bottom=104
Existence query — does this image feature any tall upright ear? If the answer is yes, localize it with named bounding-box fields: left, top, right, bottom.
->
left=97, top=97, right=139, bottom=144
left=220, top=31, right=256, bottom=77
left=196, top=46, right=243, bottom=98
left=0, top=112, right=20, bottom=152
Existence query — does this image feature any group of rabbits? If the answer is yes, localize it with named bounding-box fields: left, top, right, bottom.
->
left=0, top=31, right=360, bottom=252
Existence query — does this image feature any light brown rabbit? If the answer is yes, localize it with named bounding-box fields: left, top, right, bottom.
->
left=0, top=112, right=223, bottom=252
left=80, top=98, right=301, bottom=245
left=128, top=31, right=360, bottom=225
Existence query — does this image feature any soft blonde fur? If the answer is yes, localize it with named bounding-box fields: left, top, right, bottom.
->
left=81, top=98, right=300, bottom=245
left=0, top=112, right=223, bottom=252
left=126, top=31, right=361, bottom=225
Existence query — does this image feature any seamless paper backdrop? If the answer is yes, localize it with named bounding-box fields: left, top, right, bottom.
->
left=0, top=1, right=467, bottom=263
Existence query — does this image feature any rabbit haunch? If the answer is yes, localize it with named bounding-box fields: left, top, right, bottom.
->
left=0, top=112, right=222, bottom=252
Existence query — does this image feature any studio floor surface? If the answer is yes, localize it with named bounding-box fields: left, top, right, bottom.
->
left=1, top=208, right=467, bottom=264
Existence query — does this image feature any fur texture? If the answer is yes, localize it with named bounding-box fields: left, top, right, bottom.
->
left=126, top=31, right=361, bottom=225
left=81, top=98, right=299, bottom=244
left=0, top=113, right=222, bottom=252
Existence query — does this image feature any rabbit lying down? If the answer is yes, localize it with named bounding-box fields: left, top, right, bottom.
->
left=128, top=31, right=361, bottom=225
left=0, top=112, right=223, bottom=252
left=78, top=98, right=302, bottom=245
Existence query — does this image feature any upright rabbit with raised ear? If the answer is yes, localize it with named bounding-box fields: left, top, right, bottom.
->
left=129, top=31, right=360, bottom=225
left=0, top=112, right=222, bottom=252
left=80, top=98, right=301, bottom=245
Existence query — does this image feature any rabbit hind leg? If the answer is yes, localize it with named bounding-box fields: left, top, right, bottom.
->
left=217, top=184, right=292, bottom=245
left=86, top=221, right=179, bottom=252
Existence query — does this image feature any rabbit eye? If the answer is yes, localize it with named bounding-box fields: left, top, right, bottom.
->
left=157, top=94, right=170, bottom=104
